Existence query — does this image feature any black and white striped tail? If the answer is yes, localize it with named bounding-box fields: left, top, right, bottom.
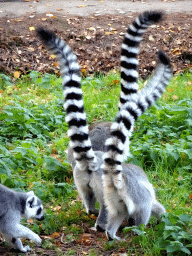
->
left=102, top=51, right=172, bottom=175
left=120, top=11, right=163, bottom=109
left=37, top=28, right=96, bottom=169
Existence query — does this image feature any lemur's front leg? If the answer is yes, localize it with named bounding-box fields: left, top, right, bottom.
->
left=3, top=224, right=42, bottom=252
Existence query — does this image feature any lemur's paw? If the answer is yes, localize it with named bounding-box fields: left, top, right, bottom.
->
left=33, top=234, right=42, bottom=245
left=96, top=224, right=105, bottom=232
left=90, top=226, right=97, bottom=231
left=106, top=231, right=121, bottom=241
left=21, top=245, right=31, bottom=252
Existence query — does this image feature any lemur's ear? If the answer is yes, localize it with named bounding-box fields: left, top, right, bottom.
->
left=27, top=191, right=34, bottom=196
left=26, top=196, right=35, bottom=208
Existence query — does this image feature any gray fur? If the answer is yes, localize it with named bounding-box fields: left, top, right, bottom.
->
left=37, top=12, right=172, bottom=238
left=0, top=184, right=44, bottom=252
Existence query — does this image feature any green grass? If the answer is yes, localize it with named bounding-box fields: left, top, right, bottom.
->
left=0, top=70, right=192, bottom=255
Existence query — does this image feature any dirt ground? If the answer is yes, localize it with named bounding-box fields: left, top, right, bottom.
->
left=0, top=2, right=192, bottom=78
left=0, top=1, right=192, bottom=255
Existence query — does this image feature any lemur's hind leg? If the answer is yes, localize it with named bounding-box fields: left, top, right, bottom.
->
left=95, top=204, right=108, bottom=232
left=131, top=204, right=152, bottom=227
left=106, top=212, right=126, bottom=240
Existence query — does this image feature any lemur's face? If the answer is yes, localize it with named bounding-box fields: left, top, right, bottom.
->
left=24, top=195, right=44, bottom=221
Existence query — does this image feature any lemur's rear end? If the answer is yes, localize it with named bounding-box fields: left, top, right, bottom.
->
left=37, top=11, right=172, bottom=236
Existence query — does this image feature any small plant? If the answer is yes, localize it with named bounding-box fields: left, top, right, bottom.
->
left=156, top=213, right=192, bottom=255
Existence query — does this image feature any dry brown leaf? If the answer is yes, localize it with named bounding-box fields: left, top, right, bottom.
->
left=46, top=12, right=53, bottom=17
left=29, top=26, right=35, bottom=31
left=27, top=219, right=33, bottom=224
left=49, top=232, right=60, bottom=239
left=28, top=47, right=35, bottom=52
left=78, top=5, right=87, bottom=8
left=105, top=32, right=113, bottom=35
left=14, top=71, right=21, bottom=79
left=50, top=54, right=56, bottom=59
left=171, top=48, right=181, bottom=55
left=149, top=35, right=155, bottom=41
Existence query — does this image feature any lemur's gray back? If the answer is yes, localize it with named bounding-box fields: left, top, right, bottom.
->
left=0, top=184, right=28, bottom=217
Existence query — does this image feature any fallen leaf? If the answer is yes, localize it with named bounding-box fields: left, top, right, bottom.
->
left=50, top=54, right=56, bottom=59
left=149, top=35, right=155, bottom=41
left=53, top=62, right=58, bottom=67
left=46, top=4, right=53, bottom=6
left=189, top=194, right=192, bottom=199
left=78, top=5, right=87, bottom=7
left=27, top=219, right=33, bottom=224
left=105, top=32, right=113, bottom=35
left=112, top=80, right=120, bottom=85
left=78, top=233, right=92, bottom=246
left=46, top=12, right=53, bottom=17
left=42, top=18, right=47, bottom=21
left=171, top=48, right=180, bottom=55
left=29, top=26, right=35, bottom=31
left=49, top=232, right=60, bottom=239
left=88, top=27, right=96, bottom=31
left=28, top=47, right=35, bottom=51
left=14, top=71, right=21, bottom=78
left=57, top=8, right=63, bottom=11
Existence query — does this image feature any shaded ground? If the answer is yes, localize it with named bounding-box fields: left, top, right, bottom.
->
left=0, top=5, right=192, bottom=256
left=0, top=11, right=192, bottom=79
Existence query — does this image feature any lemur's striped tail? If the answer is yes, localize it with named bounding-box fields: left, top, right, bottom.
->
left=102, top=51, right=172, bottom=175
left=37, top=28, right=96, bottom=169
left=120, top=11, right=163, bottom=109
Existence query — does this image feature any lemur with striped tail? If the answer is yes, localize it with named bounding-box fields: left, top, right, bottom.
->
left=37, top=11, right=172, bottom=236
left=67, top=11, right=165, bottom=161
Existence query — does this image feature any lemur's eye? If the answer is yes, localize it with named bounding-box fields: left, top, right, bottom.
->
left=36, top=207, right=42, bottom=215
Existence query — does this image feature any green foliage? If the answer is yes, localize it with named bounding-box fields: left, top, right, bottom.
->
left=0, top=71, right=192, bottom=254
left=0, top=74, right=13, bottom=90
left=156, top=213, right=192, bottom=255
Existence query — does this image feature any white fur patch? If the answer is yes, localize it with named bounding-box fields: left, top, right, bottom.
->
left=64, top=87, right=82, bottom=97
left=68, top=125, right=89, bottom=137
left=121, top=44, right=139, bottom=55
left=120, top=56, right=139, bottom=65
left=65, top=112, right=86, bottom=123
left=125, top=33, right=142, bottom=42
left=139, top=181, right=156, bottom=199
left=64, top=99, right=83, bottom=110
left=121, top=67, right=138, bottom=79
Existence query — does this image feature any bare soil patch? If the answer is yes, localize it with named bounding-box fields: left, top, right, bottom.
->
left=0, top=12, right=192, bottom=79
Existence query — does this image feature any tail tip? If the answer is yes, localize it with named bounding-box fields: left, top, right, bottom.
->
left=158, top=50, right=170, bottom=65
left=143, top=10, right=163, bottom=23
left=36, top=27, right=54, bottom=43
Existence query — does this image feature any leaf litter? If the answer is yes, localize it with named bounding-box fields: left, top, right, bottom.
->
left=0, top=12, right=191, bottom=78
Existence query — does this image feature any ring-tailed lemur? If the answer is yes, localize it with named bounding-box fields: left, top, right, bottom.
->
left=0, top=184, right=44, bottom=252
left=67, top=11, right=163, bottom=161
left=37, top=11, right=172, bottom=235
